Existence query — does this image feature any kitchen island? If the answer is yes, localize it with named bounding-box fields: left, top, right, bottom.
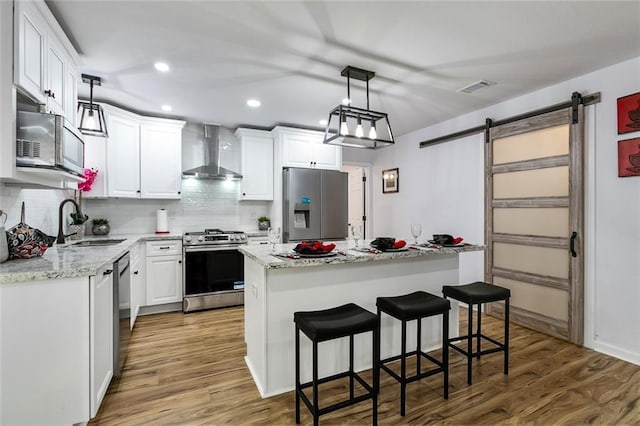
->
left=239, top=242, right=484, bottom=397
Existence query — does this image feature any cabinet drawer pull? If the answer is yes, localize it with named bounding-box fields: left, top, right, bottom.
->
left=103, top=269, right=113, bottom=275
left=44, top=89, right=55, bottom=99
left=159, top=246, right=171, bottom=250
left=133, top=270, right=139, bottom=275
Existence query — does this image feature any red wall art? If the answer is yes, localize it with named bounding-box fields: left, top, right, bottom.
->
left=618, top=137, right=640, bottom=177
left=617, top=92, right=640, bottom=135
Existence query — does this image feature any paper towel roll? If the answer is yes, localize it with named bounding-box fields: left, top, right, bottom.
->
left=156, top=209, right=169, bottom=234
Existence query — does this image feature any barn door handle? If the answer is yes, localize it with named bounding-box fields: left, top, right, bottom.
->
left=570, top=232, right=578, bottom=257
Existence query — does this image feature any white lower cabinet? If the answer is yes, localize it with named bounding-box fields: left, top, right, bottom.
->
left=90, top=264, right=114, bottom=418
left=146, top=240, right=183, bottom=305
left=1, top=276, right=92, bottom=424
left=130, top=242, right=145, bottom=327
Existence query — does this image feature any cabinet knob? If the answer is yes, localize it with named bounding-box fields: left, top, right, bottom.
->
left=133, top=271, right=139, bottom=275
left=242, top=192, right=246, bottom=196
left=178, top=191, right=181, bottom=195
left=178, top=260, right=182, bottom=264
left=136, top=190, right=141, bottom=193
left=103, top=269, right=113, bottom=275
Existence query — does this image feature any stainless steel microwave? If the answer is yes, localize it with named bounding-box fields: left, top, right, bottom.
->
left=16, top=110, right=85, bottom=176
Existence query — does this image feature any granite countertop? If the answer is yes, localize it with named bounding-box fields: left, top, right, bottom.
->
left=0, top=233, right=182, bottom=284
left=239, top=241, right=484, bottom=270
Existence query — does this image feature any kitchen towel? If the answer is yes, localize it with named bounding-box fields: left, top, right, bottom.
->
left=156, top=209, right=169, bottom=234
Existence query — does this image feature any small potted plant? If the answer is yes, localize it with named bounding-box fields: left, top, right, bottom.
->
left=257, top=216, right=270, bottom=231
left=91, top=218, right=110, bottom=236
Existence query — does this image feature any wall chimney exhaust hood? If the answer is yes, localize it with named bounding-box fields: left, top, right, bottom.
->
left=182, top=124, right=243, bottom=179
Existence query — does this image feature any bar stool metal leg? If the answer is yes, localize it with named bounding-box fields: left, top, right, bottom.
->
left=504, top=298, right=510, bottom=375
left=349, top=334, right=354, bottom=400
left=416, top=317, right=422, bottom=375
left=467, top=304, right=473, bottom=385
left=295, top=325, right=301, bottom=424
left=477, top=303, right=482, bottom=359
left=400, top=319, right=407, bottom=416
left=443, top=310, right=449, bottom=399
left=312, top=340, right=319, bottom=426
left=373, top=326, right=379, bottom=426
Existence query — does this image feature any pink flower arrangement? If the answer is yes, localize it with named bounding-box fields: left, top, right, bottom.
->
left=78, top=168, right=98, bottom=192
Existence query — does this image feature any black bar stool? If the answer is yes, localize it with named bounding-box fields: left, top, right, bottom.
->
left=294, top=303, right=379, bottom=426
left=376, top=291, right=450, bottom=416
left=442, top=281, right=511, bottom=385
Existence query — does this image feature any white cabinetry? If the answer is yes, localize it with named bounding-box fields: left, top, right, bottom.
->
left=145, top=240, right=182, bottom=305
left=1, top=0, right=81, bottom=188
left=130, top=241, right=145, bottom=328
left=13, top=0, right=79, bottom=122
left=140, top=120, right=183, bottom=199
left=235, top=128, right=273, bottom=200
left=272, top=126, right=341, bottom=171
left=1, top=276, right=91, bottom=424
left=84, top=104, right=185, bottom=199
left=90, top=264, right=114, bottom=418
left=105, top=107, right=141, bottom=197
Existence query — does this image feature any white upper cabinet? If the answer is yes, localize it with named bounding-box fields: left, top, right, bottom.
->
left=14, top=1, right=46, bottom=104
left=14, top=0, right=79, bottom=123
left=272, top=126, right=341, bottom=171
left=140, top=120, right=183, bottom=199
left=84, top=104, right=185, bottom=199
left=236, top=128, right=273, bottom=200
left=106, top=108, right=141, bottom=198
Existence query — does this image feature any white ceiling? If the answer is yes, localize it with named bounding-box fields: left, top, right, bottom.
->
left=47, top=1, right=640, bottom=136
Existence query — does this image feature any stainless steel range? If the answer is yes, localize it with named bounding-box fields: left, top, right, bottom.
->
left=182, top=228, right=247, bottom=313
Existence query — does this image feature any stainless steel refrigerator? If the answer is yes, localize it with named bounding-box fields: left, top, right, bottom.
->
left=282, top=167, right=348, bottom=242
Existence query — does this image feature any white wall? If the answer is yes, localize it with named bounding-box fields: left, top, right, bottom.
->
left=371, top=56, right=640, bottom=365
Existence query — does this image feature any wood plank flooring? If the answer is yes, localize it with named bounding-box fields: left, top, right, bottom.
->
left=90, top=307, right=640, bottom=425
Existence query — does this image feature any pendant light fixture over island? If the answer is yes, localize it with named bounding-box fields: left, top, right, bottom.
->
left=323, top=66, right=395, bottom=149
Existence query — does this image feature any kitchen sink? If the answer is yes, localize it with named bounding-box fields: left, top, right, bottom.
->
left=70, top=238, right=126, bottom=247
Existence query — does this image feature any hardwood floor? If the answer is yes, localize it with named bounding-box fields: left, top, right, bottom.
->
left=90, top=307, right=640, bottom=425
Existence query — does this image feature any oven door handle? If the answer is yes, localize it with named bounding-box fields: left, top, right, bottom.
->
left=184, top=245, right=244, bottom=253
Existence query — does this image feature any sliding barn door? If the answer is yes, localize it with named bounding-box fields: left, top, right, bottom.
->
left=485, top=107, right=584, bottom=345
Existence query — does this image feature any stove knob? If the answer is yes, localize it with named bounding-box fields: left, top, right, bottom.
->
left=241, top=234, right=246, bottom=240
left=185, top=236, right=192, bottom=242
left=231, top=235, right=237, bottom=241
left=198, top=236, right=204, bottom=242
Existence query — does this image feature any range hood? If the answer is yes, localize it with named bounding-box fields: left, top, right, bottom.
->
left=182, top=124, right=243, bottom=179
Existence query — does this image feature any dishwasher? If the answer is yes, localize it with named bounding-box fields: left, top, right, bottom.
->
left=113, top=252, right=131, bottom=377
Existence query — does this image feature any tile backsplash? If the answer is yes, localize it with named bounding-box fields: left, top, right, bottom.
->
left=0, top=179, right=271, bottom=236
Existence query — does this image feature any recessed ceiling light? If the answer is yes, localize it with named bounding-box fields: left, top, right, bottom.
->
left=319, top=119, right=328, bottom=126
left=154, top=62, right=170, bottom=72
left=161, top=105, right=172, bottom=112
left=247, top=99, right=261, bottom=108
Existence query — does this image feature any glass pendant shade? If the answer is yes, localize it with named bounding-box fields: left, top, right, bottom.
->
left=323, top=66, right=394, bottom=149
left=77, top=101, right=108, bottom=137
left=77, top=74, right=108, bottom=137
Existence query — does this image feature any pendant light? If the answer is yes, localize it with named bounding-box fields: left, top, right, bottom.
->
left=323, top=66, right=394, bottom=149
left=77, top=74, right=108, bottom=137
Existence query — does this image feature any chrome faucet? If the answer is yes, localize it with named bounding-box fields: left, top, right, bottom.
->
left=57, top=198, right=88, bottom=245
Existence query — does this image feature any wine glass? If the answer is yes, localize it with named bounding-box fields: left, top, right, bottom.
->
left=267, top=227, right=280, bottom=254
left=351, top=224, right=362, bottom=248
left=410, top=223, right=422, bottom=245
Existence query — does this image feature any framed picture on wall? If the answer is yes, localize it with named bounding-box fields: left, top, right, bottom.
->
left=618, top=137, right=640, bottom=177
left=617, top=92, right=640, bottom=135
left=382, top=168, right=399, bottom=193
